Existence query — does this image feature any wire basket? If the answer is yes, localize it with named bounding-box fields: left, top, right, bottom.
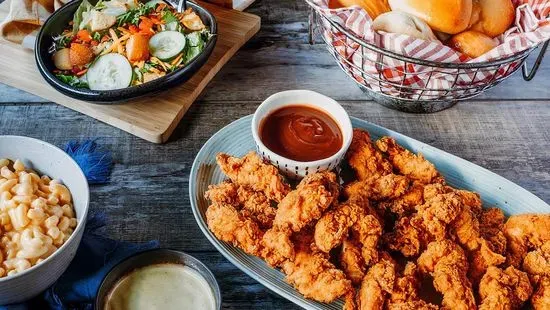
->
left=308, top=7, right=549, bottom=113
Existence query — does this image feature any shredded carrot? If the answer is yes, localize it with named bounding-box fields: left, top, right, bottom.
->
left=170, top=53, right=183, bottom=66
left=101, top=33, right=129, bottom=55
left=139, top=18, right=155, bottom=35
left=76, top=69, right=87, bottom=76
left=109, top=29, right=119, bottom=41
left=150, top=57, right=169, bottom=71
left=156, top=3, right=166, bottom=11
left=117, top=27, right=130, bottom=35
left=129, top=25, right=139, bottom=34
left=150, top=16, right=162, bottom=25
left=173, top=56, right=184, bottom=68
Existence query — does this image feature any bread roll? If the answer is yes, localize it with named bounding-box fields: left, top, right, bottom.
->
left=388, top=0, right=473, bottom=34
left=470, top=0, right=515, bottom=37
left=449, top=30, right=497, bottom=58
left=468, top=0, right=482, bottom=28
left=373, top=11, right=438, bottom=41
left=328, top=0, right=391, bottom=19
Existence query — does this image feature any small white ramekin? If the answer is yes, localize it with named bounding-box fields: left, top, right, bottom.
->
left=251, top=90, right=353, bottom=179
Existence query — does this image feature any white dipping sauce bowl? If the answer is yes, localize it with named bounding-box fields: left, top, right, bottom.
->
left=0, top=136, right=89, bottom=305
left=251, top=90, right=353, bottom=179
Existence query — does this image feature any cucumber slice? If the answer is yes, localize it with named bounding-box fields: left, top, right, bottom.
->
left=149, top=31, right=186, bottom=61
left=86, top=53, right=132, bottom=90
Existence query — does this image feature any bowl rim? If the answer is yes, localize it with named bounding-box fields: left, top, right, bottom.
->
left=251, top=89, right=353, bottom=167
left=94, top=248, right=222, bottom=309
left=0, top=135, right=90, bottom=283
left=34, top=0, right=218, bottom=103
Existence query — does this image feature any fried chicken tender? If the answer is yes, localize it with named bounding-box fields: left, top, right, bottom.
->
left=351, top=213, right=383, bottom=266
left=314, top=196, right=383, bottom=267
left=455, top=190, right=483, bottom=215
left=522, top=242, right=550, bottom=310
left=435, top=189, right=505, bottom=284
left=314, top=200, right=365, bottom=253
left=345, top=174, right=411, bottom=202
left=346, top=129, right=393, bottom=180
left=468, top=208, right=508, bottom=284
left=204, top=181, right=239, bottom=205
left=449, top=204, right=480, bottom=251
left=522, top=241, right=550, bottom=281
left=423, top=183, right=453, bottom=200
left=356, top=256, right=437, bottom=310
left=205, top=181, right=276, bottom=228
left=479, top=207, right=507, bottom=255
left=216, top=152, right=290, bottom=202
left=260, top=227, right=294, bottom=267
left=343, top=291, right=358, bottom=310
left=400, top=188, right=506, bottom=284
left=504, top=214, right=550, bottom=267
left=386, top=301, right=439, bottom=310
left=375, top=137, right=441, bottom=184
left=469, top=239, right=507, bottom=285
left=205, top=202, right=263, bottom=255
left=417, top=240, right=476, bottom=310
left=419, top=192, right=464, bottom=241
left=387, top=192, right=462, bottom=257
left=386, top=216, right=427, bottom=257
left=339, top=238, right=366, bottom=285
left=532, top=278, right=550, bottom=310
left=281, top=233, right=353, bottom=303
left=387, top=263, right=439, bottom=310
left=478, top=266, right=533, bottom=310
left=273, top=171, right=339, bottom=232
left=357, top=254, right=396, bottom=310
left=377, top=182, right=425, bottom=217
left=387, top=188, right=506, bottom=282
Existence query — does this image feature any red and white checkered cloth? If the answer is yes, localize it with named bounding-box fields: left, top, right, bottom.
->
left=306, top=0, right=550, bottom=99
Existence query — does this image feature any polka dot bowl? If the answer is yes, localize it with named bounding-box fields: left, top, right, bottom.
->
left=251, top=90, right=353, bottom=179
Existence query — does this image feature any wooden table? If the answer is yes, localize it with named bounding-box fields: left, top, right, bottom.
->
left=1, top=0, right=549, bottom=308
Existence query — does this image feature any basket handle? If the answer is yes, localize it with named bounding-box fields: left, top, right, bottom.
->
left=522, top=40, right=549, bottom=81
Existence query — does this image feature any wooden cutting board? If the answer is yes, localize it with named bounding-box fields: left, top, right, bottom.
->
left=0, top=0, right=260, bottom=143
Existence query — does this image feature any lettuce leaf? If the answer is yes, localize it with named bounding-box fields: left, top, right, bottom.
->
left=56, top=74, right=89, bottom=88
left=72, top=0, right=93, bottom=33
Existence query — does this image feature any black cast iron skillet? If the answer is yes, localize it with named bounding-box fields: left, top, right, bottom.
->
left=34, top=0, right=217, bottom=103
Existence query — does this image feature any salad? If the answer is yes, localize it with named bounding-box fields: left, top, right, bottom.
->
left=50, top=0, right=212, bottom=91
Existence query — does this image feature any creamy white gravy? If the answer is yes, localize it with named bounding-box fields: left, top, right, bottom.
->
left=105, top=263, right=216, bottom=310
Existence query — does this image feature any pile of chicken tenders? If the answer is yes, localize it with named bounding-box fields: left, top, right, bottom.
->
left=204, top=128, right=550, bottom=310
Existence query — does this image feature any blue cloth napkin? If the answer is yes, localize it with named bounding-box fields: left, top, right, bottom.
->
left=63, top=141, right=113, bottom=185
left=1, top=213, right=159, bottom=310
